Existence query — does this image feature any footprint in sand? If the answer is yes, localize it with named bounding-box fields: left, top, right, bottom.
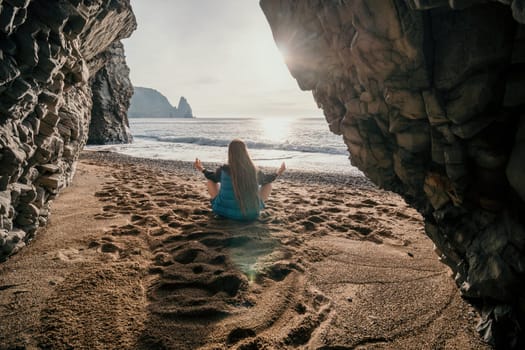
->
left=106, top=224, right=143, bottom=236
left=342, top=222, right=373, bottom=236
left=226, top=328, right=257, bottom=346
left=172, top=246, right=204, bottom=264
left=152, top=252, right=173, bottom=266
left=88, top=238, right=124, bottom=256
left=347, top=213, right=368, bottom=222
left=99, top=242, right=121, bottom=253
left=148, top=227, right=168, bottom=236
left=261, top=261, right=303, bottom=282
left=284, top=290, right=332, bottom=346
left=54, top=248, right=89, bottom=263
left=131, top=214, right=161, bottom=228
left=93, top=212, right=119, bottom=220
left=307, top=215, right=326, bottom=223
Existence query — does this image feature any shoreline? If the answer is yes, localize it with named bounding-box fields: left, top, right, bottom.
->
left=0, top=150, right=489, bottom=349
left=93, top=116, right=359, bottom=176
left=80, top=150, right=375, bottom=187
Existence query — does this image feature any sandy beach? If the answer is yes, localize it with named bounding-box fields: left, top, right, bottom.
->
left=0, top=151, right=489, bottom=350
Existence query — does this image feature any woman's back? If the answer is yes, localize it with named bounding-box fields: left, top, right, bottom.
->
left=195, top=139, right=285, bottom=222
left=211, top=168, right=260, bottom=221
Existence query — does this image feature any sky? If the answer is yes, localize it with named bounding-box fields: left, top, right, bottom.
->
left=123, top=0, right=322, bottom=118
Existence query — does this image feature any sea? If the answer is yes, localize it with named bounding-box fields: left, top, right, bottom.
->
left=88, top=117, right=363, bottom=176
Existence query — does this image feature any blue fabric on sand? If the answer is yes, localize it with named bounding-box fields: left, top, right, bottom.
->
left=211, top=171, right=263, bottom=221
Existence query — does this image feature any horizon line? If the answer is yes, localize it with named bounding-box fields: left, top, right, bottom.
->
left=129, top=115, right=325, bottom=119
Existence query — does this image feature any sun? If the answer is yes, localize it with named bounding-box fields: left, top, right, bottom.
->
left=259, top=117, right=292, bottom=143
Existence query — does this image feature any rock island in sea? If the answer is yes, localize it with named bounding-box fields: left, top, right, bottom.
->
left=128, top=86, right=194, bottom=118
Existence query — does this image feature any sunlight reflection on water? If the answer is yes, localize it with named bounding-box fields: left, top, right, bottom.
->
left=87, top=118, right=364, bottom=176
left=259, top=117, right=293, bottom=144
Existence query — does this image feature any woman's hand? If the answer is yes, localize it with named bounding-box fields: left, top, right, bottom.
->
left=277, top=161, right=286, bottom=176
left=194, top=158, right=204, bottom=172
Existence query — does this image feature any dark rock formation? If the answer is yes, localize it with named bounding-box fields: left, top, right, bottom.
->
left=87, top=41, right=133, bottom=145
left=260, top=0, right=525, bottom=347
left=128, top=86, right=194, bottom=118
left=0, top=0, right=136, bottom=260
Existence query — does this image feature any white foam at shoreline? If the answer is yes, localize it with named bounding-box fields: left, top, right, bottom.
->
left=87, top=117, right=364, bottom=177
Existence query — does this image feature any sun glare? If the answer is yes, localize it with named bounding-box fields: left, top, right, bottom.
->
left=276, top=44, right=291, bottom=63
left=250, top=28, right=294, bottom=88
left=259, top=117, right=292, bottom=143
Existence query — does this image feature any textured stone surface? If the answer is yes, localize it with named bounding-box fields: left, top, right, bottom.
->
left=261, top=0, right=525, bottom=347
left=0, top=0, right=136, bottom=260
left=87, top=41, right=133, bottom=145
left=128, top=86, right=194, bottom=118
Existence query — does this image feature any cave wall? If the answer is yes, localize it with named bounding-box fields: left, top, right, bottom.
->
left=87, top=40, right=133, bottom=145
left=0, top=0, right=136, bottom=259
left=260, top=0, right=525, bottom=347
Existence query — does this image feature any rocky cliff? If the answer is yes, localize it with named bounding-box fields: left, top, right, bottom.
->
left=176, top=96, right=193, bottom=118
left=87, top=41, right=133, bottom=145
left=0, top=0, right=136, bottom=259
left=260, top=0, right=525, bottom=347
left=128, top=86, right=194, bottom=118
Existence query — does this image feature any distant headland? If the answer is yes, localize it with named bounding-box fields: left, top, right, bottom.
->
left=128, top=87, right=194, bottom=118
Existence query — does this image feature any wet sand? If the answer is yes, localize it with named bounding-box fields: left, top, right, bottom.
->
left=0, top=151, right=490, bottom=349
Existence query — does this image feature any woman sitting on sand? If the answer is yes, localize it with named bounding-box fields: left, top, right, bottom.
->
left=194, top=139, right=286, bottom=221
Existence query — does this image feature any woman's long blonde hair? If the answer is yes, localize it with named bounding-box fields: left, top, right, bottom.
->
left=228, top=139, right=259, bottom=215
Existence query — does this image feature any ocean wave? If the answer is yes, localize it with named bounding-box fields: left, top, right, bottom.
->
left=134, top=135, right=347, bottom=155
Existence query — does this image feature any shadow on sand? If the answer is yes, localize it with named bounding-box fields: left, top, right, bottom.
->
left=137, top=216, right=292, bottom=349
